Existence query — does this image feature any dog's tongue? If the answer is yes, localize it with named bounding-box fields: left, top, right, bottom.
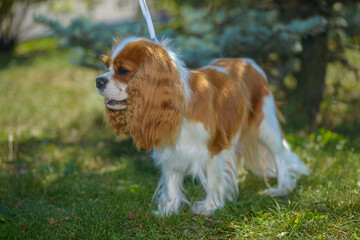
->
left=105, top=98, right=111, bottom=104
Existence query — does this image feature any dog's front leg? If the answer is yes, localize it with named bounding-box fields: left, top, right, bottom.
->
left=153, top=168, right=187, bottom=216
left=192, top=150, right=238, bottom=216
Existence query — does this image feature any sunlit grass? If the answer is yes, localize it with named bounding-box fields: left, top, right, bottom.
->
left=0, top=49, right=103, bottom=135
left=0, top=39, right=359, bottom=239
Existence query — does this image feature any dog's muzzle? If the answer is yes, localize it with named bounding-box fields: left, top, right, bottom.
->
left=96, top=77, right=107, bottom=90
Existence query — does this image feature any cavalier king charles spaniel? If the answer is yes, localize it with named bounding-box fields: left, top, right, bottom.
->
left=96, top=37, right=310, bottom=216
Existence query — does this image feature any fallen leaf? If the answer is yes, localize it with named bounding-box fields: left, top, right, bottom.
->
left=49, top=217, right=58, bottom=225
left=127, top=210, right=136, bottom=220
left=49, top=216, right=69, bottom=225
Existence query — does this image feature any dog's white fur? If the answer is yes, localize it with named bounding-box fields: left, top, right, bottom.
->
left=96, top=38, right=310, bottom=216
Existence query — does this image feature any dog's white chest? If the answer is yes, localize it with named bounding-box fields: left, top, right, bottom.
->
left=152, top=120, right=210, bottom=175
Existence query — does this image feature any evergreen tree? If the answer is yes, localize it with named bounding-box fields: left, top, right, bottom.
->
left=272, top=0, right=360, bottom=124
left=36, top=0, right=360, bottom=126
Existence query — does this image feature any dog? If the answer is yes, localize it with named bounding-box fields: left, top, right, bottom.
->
left=95, top=37, right=310, bottom=216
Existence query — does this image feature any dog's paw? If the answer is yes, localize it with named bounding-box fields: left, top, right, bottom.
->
left=152, top=210, right=161, bottom=216
left=263, top=181, right=296, bottom=197
left=191, top=201, right=216, bottom=216
left=152, top=200, right=180, bottom=217
left=152, top=209, right=174, bottom=217
left=152, top=210, right=166, bottom=217
left=262, top=187, right=289, bottom=197
left=263, top=174, right=297, bottom=197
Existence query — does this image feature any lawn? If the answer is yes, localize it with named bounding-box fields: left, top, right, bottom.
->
left=0, top=39, right=359, bottom=239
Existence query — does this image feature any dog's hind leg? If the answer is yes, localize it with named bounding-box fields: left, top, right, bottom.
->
left=259, top=95, right=310, bottom=197
left=191, top=149, right=238, bottom=216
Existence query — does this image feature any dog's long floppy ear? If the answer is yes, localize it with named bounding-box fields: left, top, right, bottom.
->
left=126, top=44, right=184, bottom=151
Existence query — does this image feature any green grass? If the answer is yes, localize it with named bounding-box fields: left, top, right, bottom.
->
left=0, top=39, right=360, bottom=239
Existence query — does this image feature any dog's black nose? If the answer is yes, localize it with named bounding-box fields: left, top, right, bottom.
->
left=96, top=77, right=107, bottom=90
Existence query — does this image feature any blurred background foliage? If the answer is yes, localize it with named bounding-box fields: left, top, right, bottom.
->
left=0, top=0, right=45, bottom=52
left=1, top=2, right=360, bottom=237
left=1, top=0, right=360, bottom=133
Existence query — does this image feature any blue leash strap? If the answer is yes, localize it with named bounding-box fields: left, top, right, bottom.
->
left=139, top=0, right=159, bottom=43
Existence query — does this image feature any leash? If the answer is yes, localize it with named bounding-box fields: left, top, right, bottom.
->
left=138, top=0, right=159, bottom=43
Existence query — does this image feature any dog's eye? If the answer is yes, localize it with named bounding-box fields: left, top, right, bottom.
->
left=118, top=67, right=129, bottom=75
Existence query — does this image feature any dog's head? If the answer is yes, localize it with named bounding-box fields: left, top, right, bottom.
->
left=96, top=38, right=184, bottom=150
left=96, top=38, right=141, bottom=111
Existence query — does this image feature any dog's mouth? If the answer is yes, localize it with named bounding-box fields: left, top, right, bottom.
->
left=105, top=98, right=128, bottom=110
